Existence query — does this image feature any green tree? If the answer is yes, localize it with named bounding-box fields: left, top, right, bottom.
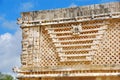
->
left=0, top=72, right=14, bottom=80
left=4, top=74, right=14, bottom=80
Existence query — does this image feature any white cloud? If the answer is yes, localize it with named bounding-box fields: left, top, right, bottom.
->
left=0, top=16, right=5, bottom=21
left=0, top=15, right=21, bottom=78
left=0, top=29, right=22, bottom=75
left=20, top=2, right=34, bottom=11
left=69, top=3, right=77, bottom=8
left=0, top=16, right=18, bottom=30
left=2, top=20, right=18, bottom=30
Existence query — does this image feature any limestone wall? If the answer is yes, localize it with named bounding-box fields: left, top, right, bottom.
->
left=21, top=2, right=120, bottom=21
left=16, top=2, right=120, bottom=79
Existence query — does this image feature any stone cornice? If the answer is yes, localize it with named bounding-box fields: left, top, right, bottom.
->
left=18, top=2, right=120, bottom=27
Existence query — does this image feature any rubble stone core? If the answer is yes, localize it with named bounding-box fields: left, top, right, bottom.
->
left=14, top=2, right=120, bottom=80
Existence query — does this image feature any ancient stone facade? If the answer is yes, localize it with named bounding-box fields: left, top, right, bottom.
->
left=14, top=2, right=120, bottom=80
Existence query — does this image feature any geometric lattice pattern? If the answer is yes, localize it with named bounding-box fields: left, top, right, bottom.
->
left=92, top=23, right=120, bottom=65
left=21, top=22, right=120, bottom=70
left=40, top=27, right=59, bottom=67
left=15, top=2, right=120, bottom=80
left=45, top=22, right=108, bottom=67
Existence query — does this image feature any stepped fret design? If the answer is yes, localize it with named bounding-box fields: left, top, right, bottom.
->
left=13, top=2, right=120, bottom=80
left=45, top=24, right=107, bottom=62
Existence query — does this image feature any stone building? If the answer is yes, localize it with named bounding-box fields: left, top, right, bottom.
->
left=13, top=2, right=120, bottom=80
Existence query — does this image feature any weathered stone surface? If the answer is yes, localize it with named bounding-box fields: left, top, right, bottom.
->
left=14, top=2, right=120, bottom=80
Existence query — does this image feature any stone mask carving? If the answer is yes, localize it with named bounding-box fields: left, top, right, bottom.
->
left=71, top=24, right=82, bottom=35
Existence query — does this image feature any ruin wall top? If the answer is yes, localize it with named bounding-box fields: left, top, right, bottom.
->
left=20, top=2, right=120, bottom=22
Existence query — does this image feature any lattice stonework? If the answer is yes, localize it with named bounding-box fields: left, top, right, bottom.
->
left=40, top=27, right=59, bottom=67
left=92, top=23, right=120, bottom=65
left=14, top=2, right=120, bottom=80
left=20, top=21, right=120, bottom=71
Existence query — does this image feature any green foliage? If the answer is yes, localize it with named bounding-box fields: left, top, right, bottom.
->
left=0, top=72, right=14, bottom=80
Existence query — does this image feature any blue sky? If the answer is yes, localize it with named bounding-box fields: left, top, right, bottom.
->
left=0, top=0, right=119, bottom=77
